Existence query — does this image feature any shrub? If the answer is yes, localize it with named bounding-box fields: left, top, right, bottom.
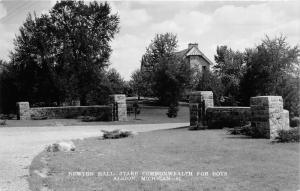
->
left=167, top=104, right=178, bottom=118
left=290, top=117, right=300, bottom=127
left=31, top=115, right=48, bottom=120
left=82, top=116, right=98, bottom=122
left=81, top=113, right=110, bottom=122
left=275, top=127, right=300, bottom=143
left=0, top=114, right=16, bottom=120
left=189, top=123, right=207, bottom=130
left=227, top=123, right=263, bottom=138
left=0, top=119, right=7, bottom=126
left=101, top=129, right=133, bottom=139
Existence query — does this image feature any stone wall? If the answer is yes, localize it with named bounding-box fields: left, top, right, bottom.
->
left=30, top=105, right=112, bottom=120
left=17, top=94, right=127, bottom=121
left=250, top=96, right=290, bottom=140
left=206, top=107, right=251, bottom=129
left=189, top=91, right=291, bottom=140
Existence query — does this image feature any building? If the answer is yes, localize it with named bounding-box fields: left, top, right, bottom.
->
left=141, top=43, right=213, bottom=73
left=175, top=43, right=213, bottom=74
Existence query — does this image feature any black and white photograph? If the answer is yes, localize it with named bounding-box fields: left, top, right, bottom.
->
left=0, top=0, right=299, bottom=190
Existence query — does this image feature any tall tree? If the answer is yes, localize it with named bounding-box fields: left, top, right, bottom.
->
left=8, top=1, right=119, bottom=107
left=129, top=69, right=148, bottom=99
left=140, top=33, right=190, bottom=105
left=49, top=1, right=119, bottom=104
left=240, top=35, right=300, bottom=109
left=214, top=45, right=244, bottom=105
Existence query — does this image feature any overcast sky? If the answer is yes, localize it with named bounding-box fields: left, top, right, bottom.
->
left=0, top=0, right=299, bottom=80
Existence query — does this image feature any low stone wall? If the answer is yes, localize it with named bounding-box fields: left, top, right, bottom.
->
left=17, top=94, right=127, bottom=121
left=30, top=105, right=112, bottom=120
left=206, top=107, right=251, bottom=129
left=189, top=91, right=290, bottom=140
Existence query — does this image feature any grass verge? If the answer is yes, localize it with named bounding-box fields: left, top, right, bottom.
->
left=28, top=128, right=300, bottom=191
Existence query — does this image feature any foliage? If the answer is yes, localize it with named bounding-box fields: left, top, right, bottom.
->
left=195, top=71, right=224, bottom=106
left=290, top=117, right=300, bottom=127
left=0, top=119, right=7, bottom=126
left=101, top=129, right=133, bottom=139
left=140, top=33, right=191, bottom=106
left=212, top=35, right=299, bottom=116
left=106, top=68, right=126, bottom=94
left=1, top=1, right=119, bottom=112
left=189, top=123, right=207, bottom=130
left=275, top=127, right=300, bottom=143
left=81, top=115, right=107, bottom=122
left=31, top=116, right=48, bottom=120
left=129, top=69, right=151, bottom=98
left=166, top=103, right=178, bottom=118
left=240, top=35, right=300, bottom=113
left=214, top=45, right=244, bottom=106
left=226, top=123, right=263, bottom=138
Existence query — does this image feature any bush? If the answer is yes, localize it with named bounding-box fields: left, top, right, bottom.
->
left=81, top=113, right=110, bottom=122
left=101, top=129, right=133, bottom=139
left=275, top=127, right=300, bottom=143
left=290, top=117, right=300, bottom=127
left=167, top=104, right=178, bottom=118
left=31, top=115, right=48, bottom=120
left=0, top=114, right=16, bottom=120
left=189, top=123, right=207, bottom=130
left=0, top=119, right=7, bottom=126
left=227, top=123, right=263, bottom=138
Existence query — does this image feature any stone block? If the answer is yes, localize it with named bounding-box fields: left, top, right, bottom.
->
left=189, top=91, right=214, bottom=126
left=189, top=103, right=199, bottom=126
left=16, top=102, right=31, bottom=120
left=110, top=94, right=127, bottom=121
left=206, top=107, right=251, bottom=129
left=250, top=96, right=288, bottom=140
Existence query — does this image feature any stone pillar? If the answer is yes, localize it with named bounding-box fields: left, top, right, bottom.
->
left=189, top=103, right=199, bottom=126
left=16, top=102, right=31, bottom=120
left=250, top=96, right=290, bottom=140
left=110, top=94, right=127, bottom=121
left=282, top=109, right=290, bottom=130
left=189, top=91, right=214, bottom=126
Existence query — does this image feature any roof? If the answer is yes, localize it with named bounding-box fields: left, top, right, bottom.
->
left=175, top=46, right=213, bottom=65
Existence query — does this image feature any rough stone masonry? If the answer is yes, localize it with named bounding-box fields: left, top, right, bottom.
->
left=190, top=92, right=290, bottom=140
left=250, top=96, right=290, bottom=140
left=189, top=91, right=214, bottom=126
left=17, top=94, right=127, bottom=121
left=110, top=94, right=127, bottom=121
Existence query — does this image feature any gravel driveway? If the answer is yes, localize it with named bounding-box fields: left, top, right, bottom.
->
left=0, top=122, right=188, bottom=191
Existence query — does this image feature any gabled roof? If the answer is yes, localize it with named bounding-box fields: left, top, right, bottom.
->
left=175, top=46, right=213, bottom=65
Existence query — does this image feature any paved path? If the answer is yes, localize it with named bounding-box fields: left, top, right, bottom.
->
left=0, top=123, right=188, bottom=191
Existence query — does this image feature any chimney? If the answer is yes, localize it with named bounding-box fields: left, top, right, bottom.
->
left=188, top=43, right=198, bottom=49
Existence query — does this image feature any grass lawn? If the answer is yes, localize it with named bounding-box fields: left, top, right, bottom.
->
left=28, top=128, right=300, bottom=191
left=4, top=105, right=189, bottom=127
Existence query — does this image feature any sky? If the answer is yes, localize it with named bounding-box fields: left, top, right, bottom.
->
left=0, top=1, right=299, bottom=80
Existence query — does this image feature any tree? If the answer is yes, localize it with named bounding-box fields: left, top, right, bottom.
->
left=195, top=71, right=224, bottom=106
left=6, top=1, right=119, bottom=108
left=106, top=68, right=125, bottom=94
left=214, top=45, right=244, bottom=105
left=141, top=33, right=178, bottom=72
left=129, top=69, right=151, bottom=99
left=140, top=33, right=191, bottom=106
left=240, top=35, right=300, bottom=114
